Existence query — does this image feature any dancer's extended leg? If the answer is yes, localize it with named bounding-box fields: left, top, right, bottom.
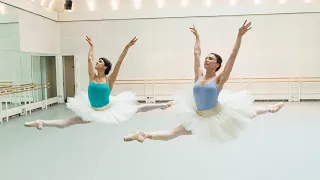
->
left=251, top=102, right=284, bottom=119
left=24, top=116, right=88, bottom=130
left=136, top=101, right=174, bottom=113
left=123, top=125, right=191, bottom=142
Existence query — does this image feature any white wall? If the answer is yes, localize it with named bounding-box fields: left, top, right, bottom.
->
left=0, top=0, right=58, bottom=21
left=58, top=1, right=320, bottom=21
left=60, top=13, right=320, bottom=99
left=0, top=0, right=60, bottom=54
left=0, top=50, right=21, bottom=83
left=1, top=0, right=320, bottom=100
left=0, top=13, right=21, bottom=83
left=18, top=10, right=60, bottom=54
left=0, top=15, right=20, bottom=51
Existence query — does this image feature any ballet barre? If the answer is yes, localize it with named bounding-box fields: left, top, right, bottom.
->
left=114, top=77, right=320, bottom=103
left=0, top=81, right=13, bottom=84
left=115, top=77, right=320, bottom=83
left=0, top=82, right=13, bottom=89
left=0, top=83, right=50, bottom=123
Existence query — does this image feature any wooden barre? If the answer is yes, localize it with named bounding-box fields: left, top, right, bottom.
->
left=0, top=87, right=50, bottom=95
left=0, top=82, right=13, bottom=84
left=115, top=77, right=320, bottom=81
left=0, top=83, right=51, bottom=96
left=115, top=79, right=320, bottom=84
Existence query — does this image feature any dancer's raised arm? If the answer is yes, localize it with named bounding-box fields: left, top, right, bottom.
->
left=216, top=20, right=252, bottom=90
left=86, top=36, right=95, bottom=81
left=108, top=37, right=138, bottom=90
left=190, top=25, right=203, bottom=82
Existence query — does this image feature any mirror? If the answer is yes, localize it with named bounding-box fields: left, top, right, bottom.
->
left=0, top=14, right=58, bottom=114
left=0, top=13, right=21, bottom=110
left=30, top=54, right=57, bottom=102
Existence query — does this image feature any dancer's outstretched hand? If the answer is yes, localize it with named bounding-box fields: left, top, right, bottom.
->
left=189, top=25, right=199, bottom=37
left=126, top=37, right=138, bottom=48
left=86, top=36, right=93, bottom=46
left=238, top=20, right=252, bottom=37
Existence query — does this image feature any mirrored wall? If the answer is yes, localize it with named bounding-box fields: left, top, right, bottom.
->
left=0, top=14, right=57, bottom=112
left=0, top=50, right=58, bottom=111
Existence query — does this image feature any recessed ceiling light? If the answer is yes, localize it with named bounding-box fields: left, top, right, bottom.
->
left=49, top=0, right=55, bottom=8
left=205, top=0, right=212, bottom=7
left=0, top=5, right=5, bottom=14
left=181, top=0, right=188, bottom=7
left=88, top=1, right=95, bottom=11
left=111, top=1, right=118, bottom=10
left=230, top=0, right=236, bottom=6
left=133, top=0, right=141, bottom=9
left=157, top=0, right=164, bottom=9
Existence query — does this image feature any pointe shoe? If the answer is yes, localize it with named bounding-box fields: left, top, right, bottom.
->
left=123, top=131, right=147, bottom=143
left=161, top=101, right=176, bottom=110
left=268, top=102, right=284, bottom=113
left=24, top=120, right=44, bottom=130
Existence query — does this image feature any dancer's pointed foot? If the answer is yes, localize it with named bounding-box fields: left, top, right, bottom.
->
left=123, top=131, right=148, bottom=143
left=161, top=101, right=175, bottom=110
left=268, top=102, right=284, bottom=113
left=24, top=120, right=44, bottom=130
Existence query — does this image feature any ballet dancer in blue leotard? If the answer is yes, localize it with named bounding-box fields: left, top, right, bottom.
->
left=123, top=20, right=284, bottom=143
left=24, top=36, right=174, bottom=130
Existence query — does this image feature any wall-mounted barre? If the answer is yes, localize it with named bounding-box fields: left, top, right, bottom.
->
left=0, top=83, right=51, bottom=123
left=113, top=76, right=320, bottom=103
left=0, top=83, right=51, bottom=96
left=114, top=77, right=320, bottom=84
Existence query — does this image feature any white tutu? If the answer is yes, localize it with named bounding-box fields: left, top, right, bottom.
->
left=66, top=91, right=138, bottom=124
left=173, top=89, right=256, bottom=143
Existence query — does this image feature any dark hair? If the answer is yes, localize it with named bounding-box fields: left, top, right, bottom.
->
left=100, top=57, right=112, bottom=75
left=210, top=53, right=222, bottom=72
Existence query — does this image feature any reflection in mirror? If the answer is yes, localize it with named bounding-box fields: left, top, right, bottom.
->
left=0, top=14, right=21, bottom=111
left=0, top=50, right=22, bottom=110
left=31, top=55, right=57, bottom=102
left=0, top=53, right=57, bottom=114
left=31, top=55, right=42, bottom=102
left=0, top=6, right=58, bottom=121
left=0, top=14, right=20, bottom=51
left=40, top=56, right=57, bottom=99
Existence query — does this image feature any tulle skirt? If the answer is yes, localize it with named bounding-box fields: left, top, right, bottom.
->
left=66, top=91, right=138, bottom=124
left=173, top=89, right=256, bottom=143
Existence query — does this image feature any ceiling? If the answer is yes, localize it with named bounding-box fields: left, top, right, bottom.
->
left=31, top=0, right=318, bottom=13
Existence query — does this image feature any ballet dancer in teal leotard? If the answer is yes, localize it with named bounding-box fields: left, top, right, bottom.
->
left=24, top=36, right=174, bottom=130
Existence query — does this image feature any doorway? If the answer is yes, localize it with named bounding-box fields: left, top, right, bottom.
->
left=62, top=56, right=75, bottom=102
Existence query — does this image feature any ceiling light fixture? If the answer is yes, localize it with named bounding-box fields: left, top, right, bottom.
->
left=49, top=0, right=55, bottom=8
left=181, top=0, right=188, bottom=7
left=88, top=1, right=95, bottom=11
left=133, top=0, right=141, bottom=9
left=157, top=0, right=164, bottom=9
left=0, top=5, right=4, bottom=14
left=111, top=1, right=118, bottom=10
left=205, top=0, right=212, bottom=7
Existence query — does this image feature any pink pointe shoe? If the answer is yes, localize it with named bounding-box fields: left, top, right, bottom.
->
left=268, top=102, right=285, bottom=113
left=123, top=131, right=148, bottom=143
left=24, top=120, right=44, bottom=130
left=161, top=101, right=175, bottom=110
